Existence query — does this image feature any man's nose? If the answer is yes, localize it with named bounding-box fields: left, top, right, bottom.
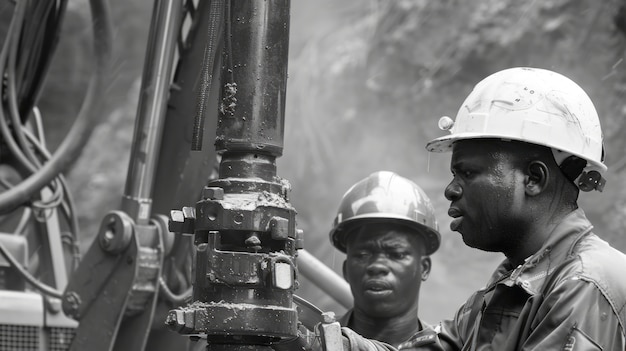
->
left=444, top=179, right=462, bottom=201
left=366, top=255, right=390, bottom=276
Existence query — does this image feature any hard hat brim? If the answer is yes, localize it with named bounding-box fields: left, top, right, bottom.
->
left=330, top=217, right=441, bottom=256
left=426, top=133, right=608, bottom=173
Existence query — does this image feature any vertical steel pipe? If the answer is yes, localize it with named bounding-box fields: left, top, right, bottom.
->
left=122, top=0, right=183, bottom=224
left=215, top=0, right=289, bottom=158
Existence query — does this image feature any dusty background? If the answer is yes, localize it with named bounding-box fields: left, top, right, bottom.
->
left=34, top=0, right=626, bottom=324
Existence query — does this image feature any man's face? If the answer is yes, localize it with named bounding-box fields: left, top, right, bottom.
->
left=445, top=139, right=527, bottom=253
left=343, top=222, right=430, bottom=318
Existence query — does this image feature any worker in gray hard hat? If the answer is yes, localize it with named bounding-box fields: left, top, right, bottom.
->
left=329, top=170, right=441, bottom=349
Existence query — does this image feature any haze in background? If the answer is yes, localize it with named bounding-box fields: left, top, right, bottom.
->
left=38, top=0, right=626, bottom=324
left=282, top=0, right=626, bottom=322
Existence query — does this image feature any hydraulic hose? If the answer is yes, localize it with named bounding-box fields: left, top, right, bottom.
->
left=0, top=0, right=113, bottom=214
left=158, top=277, right=192, bottom=305
left=0, top=241, right=63, bottom=299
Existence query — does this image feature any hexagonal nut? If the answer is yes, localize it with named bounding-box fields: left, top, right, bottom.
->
left=170, top=210, right=185, bottom=223
left=321, top=311, right=337, bottom=324
left=169, top=209, right=195, bottom=235
left=182, top=206, right=196, bottom=219
left=166, top=310, right=184, bottom=332
left=269, top=216, right=289, bottom=240
left=166, top=309, right=195, bottom=333
left=62, top=291, right=82, bottom=318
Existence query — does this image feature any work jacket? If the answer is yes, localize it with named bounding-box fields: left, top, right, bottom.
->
left=435, top=208, right=626, bottom=350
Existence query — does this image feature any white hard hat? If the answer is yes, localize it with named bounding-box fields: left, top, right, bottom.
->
left=426, top=67, right=606, bottom=191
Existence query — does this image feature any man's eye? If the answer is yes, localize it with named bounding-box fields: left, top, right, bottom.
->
left=352, top=252, right=370, bottom=259
left=459, top=169, right=476, bottom=178
left=452, top=169, right=476, bottom=179
left=389, top=252, right=408, bottom=260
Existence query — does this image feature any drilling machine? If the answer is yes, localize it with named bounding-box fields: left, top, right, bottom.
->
left=165, top=0, right=303, bottom=348
left=0, top=0, right=353, bottom=350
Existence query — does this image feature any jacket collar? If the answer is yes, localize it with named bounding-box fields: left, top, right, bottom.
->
left=339, top=308, right=425, bottom=329
left=338, top=308, right=430, bottom=347
left=487, top=208, right=593, bottom=295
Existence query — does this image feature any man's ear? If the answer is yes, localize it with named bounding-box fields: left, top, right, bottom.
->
left=525, top=161, right=549, bottom=196
left=421, top=256, right=431, bottom=281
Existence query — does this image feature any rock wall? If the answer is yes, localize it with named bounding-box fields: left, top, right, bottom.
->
left=33, top=0, right=626, bottom=324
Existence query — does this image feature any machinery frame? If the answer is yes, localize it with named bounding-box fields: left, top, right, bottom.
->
left=0, top=0, right=352, bottom=350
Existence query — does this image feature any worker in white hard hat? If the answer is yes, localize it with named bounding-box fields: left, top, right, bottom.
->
left=328, top=171, right=441, bottom=349
left=417, top=67, right=626, bottom=350
left=326, top=67, right=626, bottom=351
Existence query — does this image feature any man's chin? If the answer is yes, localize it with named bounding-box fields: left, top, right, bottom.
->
left=463, top=239, right=488, bottom=251
left=359, top=293, right=401, bottom=314
left=461, top=235, right=500, bottom=253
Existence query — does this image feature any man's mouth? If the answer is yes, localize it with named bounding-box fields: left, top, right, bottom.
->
left=448, top=207, right=463, bottom=232
left=450, top=216, right=463, bottom=231
left=363, top=280, right=393, bottom=296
